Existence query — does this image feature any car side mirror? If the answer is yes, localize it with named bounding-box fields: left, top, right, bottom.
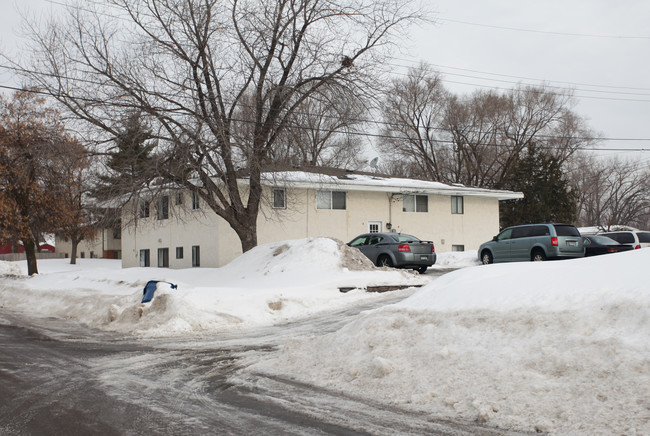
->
left=492, top=236, right=498, bottom=241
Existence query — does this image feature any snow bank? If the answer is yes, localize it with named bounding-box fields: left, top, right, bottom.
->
left=0, top=260, right=22, bottom=276
left=253, top=249, right=650, bottom=435
left=1, top=238, right=427, bottom=336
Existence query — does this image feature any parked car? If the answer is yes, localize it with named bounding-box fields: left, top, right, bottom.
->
left=347, top=232, right=436, bottom=274
left=600, top=230, right=650, bottom=250
left=478, top=223, right=584, bottom=264
left=583, top=235, right=634, bottom=256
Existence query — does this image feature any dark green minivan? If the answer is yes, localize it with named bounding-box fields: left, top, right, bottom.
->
left=478, top=223, right=584, bottom=264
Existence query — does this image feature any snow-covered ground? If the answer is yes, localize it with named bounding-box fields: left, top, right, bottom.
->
left=1, top=238, right=648, bottom=435
left=0, top=238, right=431, bottom=336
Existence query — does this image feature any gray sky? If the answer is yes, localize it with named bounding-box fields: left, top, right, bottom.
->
left=2, top=0, right=649, bottom=163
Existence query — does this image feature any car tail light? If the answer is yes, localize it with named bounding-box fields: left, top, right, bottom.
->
left=431, top=243, right=436, bottom=253
left=608, top=248, right=617, bottom=253
left=551, top=237, right=558, bottom=246
left=635, top=244, right=641, bottom=250
left=398, top=244, right=411, bottom=252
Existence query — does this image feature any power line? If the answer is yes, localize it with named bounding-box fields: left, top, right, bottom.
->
left=438, top=17, right=650, bottom=40
left=1, top=82, right=648, bottom=154
left=12, top=61, right=650, bottom=144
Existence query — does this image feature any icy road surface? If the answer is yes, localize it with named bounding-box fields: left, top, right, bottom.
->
left=0, top=276, right=529, bottom=436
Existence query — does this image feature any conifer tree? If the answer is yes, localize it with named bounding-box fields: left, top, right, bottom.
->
left=500, top=145, right=577, bottom=228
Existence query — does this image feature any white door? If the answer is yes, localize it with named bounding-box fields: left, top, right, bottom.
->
left=368, top=221, right=382, bottom=233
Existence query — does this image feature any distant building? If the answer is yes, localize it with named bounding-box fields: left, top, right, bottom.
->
left=120, top=168, right=523, bottom=269
left=55, top=227, right=122, bottom=260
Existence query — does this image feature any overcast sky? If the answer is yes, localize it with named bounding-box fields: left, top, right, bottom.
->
left=2, top=0, right=649, bottom=163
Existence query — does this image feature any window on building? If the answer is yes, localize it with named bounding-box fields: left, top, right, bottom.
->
left=403, top=194, right=428, bottom=212
left=452, top=245, right=465, bottom=252
left=139, top=200, right=150, bottom=218
left=113, top=222, right=121, bottom=240
left=451, top=196, right=464, bottom=214
left=157, top=195, right=169, bottom=220
left=316, top=190, right=346, bottom=210
left=192, top=245, right=200, bottom=267
left=176, top=247, right=184, bottom=259
left=158, top=247, right=169, bottom=268
left=273, top=189, right=286, bottom=209
left=192, top=192, right=200, bottom=210
left=140, top=249, right=150, bottom=267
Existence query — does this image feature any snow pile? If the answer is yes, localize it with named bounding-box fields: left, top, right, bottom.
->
left=431, top=250, right=480, bottom=268
left=1, top=238, right=426, bottom=336
left=0, top=260, right=22, bottom=276
left=253, top=249, right=650, bottom=435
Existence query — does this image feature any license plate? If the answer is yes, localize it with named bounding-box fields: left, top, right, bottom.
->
left=421, top=256, right=428, bottom=260
left=567, top=240, right=577, bottom=246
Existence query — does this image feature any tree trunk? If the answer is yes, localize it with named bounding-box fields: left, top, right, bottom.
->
left=22, top=237, right=38, bottom=276
left=70, top=238, right=79, bottom=265
left=235, top=220, right=258, bottom=253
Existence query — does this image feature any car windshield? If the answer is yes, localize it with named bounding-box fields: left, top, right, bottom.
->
left=554, top=225, right=581, bottom=237
left=589, top=235, right=619, bottom=245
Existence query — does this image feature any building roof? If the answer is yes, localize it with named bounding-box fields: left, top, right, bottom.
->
left=260, top=168, right=524, bottom=201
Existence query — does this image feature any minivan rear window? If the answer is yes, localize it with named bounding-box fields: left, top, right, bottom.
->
left=637, top=232, right=650, bottom=243
left=553, top=225, right=581, bottom=237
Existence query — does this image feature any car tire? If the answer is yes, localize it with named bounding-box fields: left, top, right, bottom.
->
left=377, top=255, right=393, bottom=268
left=531, top=249, right=546, bottom=262
left=481, top=251, right=493, bottom=265
left=416, top=266, right=427, bottom=274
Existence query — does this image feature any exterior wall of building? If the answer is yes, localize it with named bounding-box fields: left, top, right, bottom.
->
left=121, top=185, right=502, bottom=269
left=55, top=229, right=122, bottom=259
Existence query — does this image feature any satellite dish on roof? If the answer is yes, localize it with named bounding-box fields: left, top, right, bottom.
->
left=369, top=157, right=379, bottom=169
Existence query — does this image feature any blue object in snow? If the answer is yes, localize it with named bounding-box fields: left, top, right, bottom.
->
left=141, top=280, right=178, bottom=303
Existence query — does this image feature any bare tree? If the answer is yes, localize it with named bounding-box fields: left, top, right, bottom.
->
left=272, top=87, right=367, bottom=169
left=570, top=154, right=650, bottom=229
left=380, top=65, right=596, bottom=188
left=378, top=64, right=449, bottom=181
left=21, top=0, right=422, bottom=252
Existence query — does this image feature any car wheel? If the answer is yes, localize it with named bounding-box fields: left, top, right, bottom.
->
left=531, top=250, right=546, bottom=262
left=481, top=251, right=493, bottom=265
left=416, top=266, right=428, bottom=274
left=377, top=255, right=393, bottom=268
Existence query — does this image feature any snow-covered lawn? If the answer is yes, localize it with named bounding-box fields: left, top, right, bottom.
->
left=0, top=238, right=430, bottom=335
left=1, top=238, right=648, bottom=435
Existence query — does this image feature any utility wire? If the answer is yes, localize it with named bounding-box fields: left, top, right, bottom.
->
left=3, top=67, right=650, bottom=144
left=1, top=82, right=648, bottom=154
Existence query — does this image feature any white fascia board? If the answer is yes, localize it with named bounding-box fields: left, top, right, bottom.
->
left=259, top=174, right=524, bottom=201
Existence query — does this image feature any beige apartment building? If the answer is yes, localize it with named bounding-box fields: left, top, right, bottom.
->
left=120, top=168, right=523, bottom=269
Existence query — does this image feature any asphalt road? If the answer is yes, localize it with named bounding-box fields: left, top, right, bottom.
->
left=0, top=271, right=534, bottom=436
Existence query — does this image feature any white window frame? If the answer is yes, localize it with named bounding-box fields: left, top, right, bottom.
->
left=272, top=188, right=286, bottom=209
left=451, top=196, right=464, bottom=214
left=316, top=190, right=346, bottom=210
left=403, top=194, right=428, bottom=213
left=368, top=221, right=382, bottom=233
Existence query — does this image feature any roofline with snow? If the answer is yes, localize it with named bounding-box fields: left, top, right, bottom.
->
left=257, top=170, right=524, bottom=201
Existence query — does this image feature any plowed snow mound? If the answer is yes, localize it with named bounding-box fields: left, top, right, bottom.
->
left=0, top=261, right=22, bottom=276
left=221, top=237, right=377, bottom=278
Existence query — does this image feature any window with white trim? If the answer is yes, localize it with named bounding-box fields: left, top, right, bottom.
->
left=403, top=194, right=428, bottom=212
left=273, top=189, right=286, bottom=209
left=316, top=190, right=346, bottom=210
left=451, top=196, right=464, bottom=214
